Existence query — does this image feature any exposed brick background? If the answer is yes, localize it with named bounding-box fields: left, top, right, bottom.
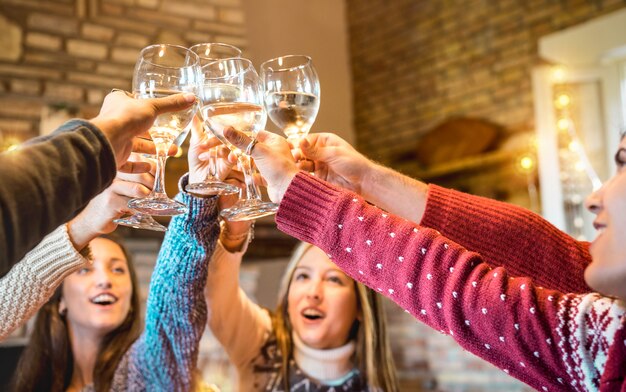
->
left=0, top=0, right=246, bottom=143
left=346, top=0, right=626, bottom=165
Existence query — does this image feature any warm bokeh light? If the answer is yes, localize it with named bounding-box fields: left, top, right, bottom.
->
left=557, top=118, right=570, bottom=130
left=552, top=66, right=566, bottom=82
left=575, top=161, right=586, bottom=172
left=568, top=140, right=580, bottom=152
left=555, top=94, right=571, bottom=108
left=7, top=144, right=19, bottom=152
left=519, top=155, right=534, bottom=171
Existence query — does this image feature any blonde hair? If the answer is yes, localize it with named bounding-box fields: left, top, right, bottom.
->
left=273, top=242, right=399, bottom=391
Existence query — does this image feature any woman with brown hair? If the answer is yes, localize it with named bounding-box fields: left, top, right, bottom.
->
left=8, top=158, right=220, bottom=391
left=11, top=235, right=141, bottom=392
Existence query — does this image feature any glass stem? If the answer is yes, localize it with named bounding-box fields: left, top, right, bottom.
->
left=152, top=144, right=169, bottom=198
left=238, top=154, right=262, bottom=201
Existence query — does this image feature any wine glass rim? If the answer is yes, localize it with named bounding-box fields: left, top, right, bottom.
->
left=139, top=43, right=199, bottom=69
left=261, top=54, right=313, bottom=72
left=201, top=57, right=255, bottom=80
left=189, top=42, right=243, bottom=60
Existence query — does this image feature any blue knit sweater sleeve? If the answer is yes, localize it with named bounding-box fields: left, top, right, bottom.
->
left=116, top=180, right=219, bottom=391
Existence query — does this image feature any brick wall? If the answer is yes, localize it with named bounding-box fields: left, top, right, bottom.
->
left=346, top=0, right=626, bottom=164
left=0, top=0, right=246, bottom=143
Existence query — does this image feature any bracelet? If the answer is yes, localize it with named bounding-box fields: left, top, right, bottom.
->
left=220, top=221, right=255, bottom=244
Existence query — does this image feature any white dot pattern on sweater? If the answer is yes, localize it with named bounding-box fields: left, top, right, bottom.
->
left=300, top=190, right=626, bottom=392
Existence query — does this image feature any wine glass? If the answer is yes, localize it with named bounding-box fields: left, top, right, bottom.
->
left=260, top=55, right=320, bottom=144
left=199, top=57, right=279, bottom=221
left=127, top=44, right=201, bottom=216
left=185, top=43, right=243, bottom=196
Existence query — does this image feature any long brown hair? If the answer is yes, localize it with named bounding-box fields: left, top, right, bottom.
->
left=10, top=234, right=142, bottom=392
left=273, top=242, right=399, bottom=391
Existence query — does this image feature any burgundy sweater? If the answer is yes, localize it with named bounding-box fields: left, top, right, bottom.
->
left=422, top=184, right=592, bottom=294
left=276, top=173, right=626, bottom=392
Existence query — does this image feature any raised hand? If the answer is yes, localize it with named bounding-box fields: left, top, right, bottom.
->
left=296, top=133, right=374, bottom=195
left=223, top=129, right=298, bottom=203
left=301, top=133, right=428, bottom=224
left=90, top=90, right=196, bottom=172
left=188, top=115, right=230, bottom=185
left=67, top=160, right=156, bottom=250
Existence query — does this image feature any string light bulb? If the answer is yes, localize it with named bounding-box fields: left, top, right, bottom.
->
left=555, top=94, right=571, bottom=109
left=568, top=140, right=580, bottom=152
left=557, top=118, right=570, bottom=131
left=519, top=155, right=534, bottom=171
left=552, top=66, right=566, bottom=83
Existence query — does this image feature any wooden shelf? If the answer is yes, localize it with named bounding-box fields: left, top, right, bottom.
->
left=396, top=148, right=525, bottom=181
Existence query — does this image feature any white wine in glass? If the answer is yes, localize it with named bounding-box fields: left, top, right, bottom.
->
left=200, top=58, right=278, bottom=221
left=185, top=42, right=243, bottom=196
left=127, top=44, right=201, bottom=216
left=260, top=55, right=320, bottom=143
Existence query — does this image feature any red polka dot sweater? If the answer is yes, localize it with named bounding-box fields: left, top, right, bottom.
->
left=276, top=173, right=626, bottom=392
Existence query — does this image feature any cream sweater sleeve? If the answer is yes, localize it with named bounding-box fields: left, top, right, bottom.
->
left=0, top=224, right=89, bottom=341
left=205, top=240, right=273, bottom=369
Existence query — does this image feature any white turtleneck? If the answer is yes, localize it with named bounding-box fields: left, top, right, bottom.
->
left=292, top=333, right=357, bottom=384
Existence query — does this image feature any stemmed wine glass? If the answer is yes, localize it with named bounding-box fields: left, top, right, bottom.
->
left=260, top=55, right=320, bottom=144
left=199, top=57, right=279, bottom=221
left=127, top=44, right=201, bottom=216
left=185, top=42, right=242, bottom=196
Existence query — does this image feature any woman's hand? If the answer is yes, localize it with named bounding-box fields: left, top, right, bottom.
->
left=223, top=129, right=299, bottom=203
left=91, top=90, right=195, bottom=172
left=67, top=155, right=156, bottom=250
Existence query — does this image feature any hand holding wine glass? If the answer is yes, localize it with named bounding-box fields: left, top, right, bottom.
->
left=185, top=42, right=243, bottom=196
left=260, top=55, right=320, bottom=144
left=223, top=128, right=299, bottom=204
left=90, top=89, right=196, bottom=172
left=127, top=44, right=201, bottom=216
left=67, top=168, right=156, bottom=249
left=200, top=57, right=278, bottom=221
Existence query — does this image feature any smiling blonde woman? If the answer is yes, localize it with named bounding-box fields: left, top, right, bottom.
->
left=204, top=238, right=399, bottom=392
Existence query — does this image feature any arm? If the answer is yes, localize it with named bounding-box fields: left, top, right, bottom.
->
left=0, top=91, right=196, bottom=274
left=299, top=133, right=591, bottom=293
left=205, top=240, right=273, bottom=369
left=0, top=121, right=116, bottom=275
left=422, top=184, right=592, bottom=293
left=276, top=173, right=625, bottom=391
left=0, top=225, right=88, bottom=341
left=188, top=120, right=273, bottom=368
left=125, top=175, right=219, bottom=391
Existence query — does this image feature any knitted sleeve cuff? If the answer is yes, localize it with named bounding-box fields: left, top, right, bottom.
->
left=173, top=173, right=219, bottom=235
left=26, top=225, right=90, bottom=288
left=420, top=184, right=458, bottom=229
left=276, top=172, right=346, bottom=244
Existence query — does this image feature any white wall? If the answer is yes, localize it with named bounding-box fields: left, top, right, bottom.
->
left=241, top=0, right=355, bottom=143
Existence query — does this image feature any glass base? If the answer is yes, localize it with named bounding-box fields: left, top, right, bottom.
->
left=113, top=213, right=167, bottom=232
left=220, top=199, right=279, bottom=221
left=128, top=196, right=188, bottom=216
left=185, top=179, right=240, bottom=196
